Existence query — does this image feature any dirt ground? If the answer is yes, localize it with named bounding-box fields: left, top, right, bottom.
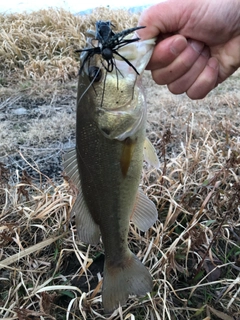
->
left=0, top=82, right=76, bottom=181
left=1, top=69, right=239, bottom=183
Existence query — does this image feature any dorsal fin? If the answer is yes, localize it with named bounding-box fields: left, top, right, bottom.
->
left=63, top=148, right=81, bottom=189
left=63, top=148, right=100, bottom=245
left=71, top=192, right=100, bottom=245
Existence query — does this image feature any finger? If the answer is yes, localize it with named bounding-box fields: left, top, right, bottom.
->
left=168, top=46, right=210, bottom=94
left=186, top=57, right=219, bottom=99
left=146, top=35, right=188, bottom=70
left=211, top=35, right=240, bottom=83
left=137, top=1, right=184, bottom=40
left=151, top=39, right=205, bottom=85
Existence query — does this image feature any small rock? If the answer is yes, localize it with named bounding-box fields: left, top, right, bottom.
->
left=12, top=107, right=28, bottom=115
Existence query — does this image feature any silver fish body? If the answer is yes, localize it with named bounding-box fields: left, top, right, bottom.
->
left=64, top=30, right=158, bottom=313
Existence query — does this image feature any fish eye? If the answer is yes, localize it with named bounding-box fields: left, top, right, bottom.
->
left=88, top=66, right=102, bottom=82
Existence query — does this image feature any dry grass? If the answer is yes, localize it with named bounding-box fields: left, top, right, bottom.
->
left=0, top=7, right=139, bottom=85
left=1, top=7, right=240, bottom=320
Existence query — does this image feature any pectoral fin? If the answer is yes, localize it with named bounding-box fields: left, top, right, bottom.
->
left=131, top=189, right=158, bottom=231
left=63, top=148, right=100, bottom=245
left=120, top=137, right=136, bottom=177
left=143, top=137, right=160, bottom=169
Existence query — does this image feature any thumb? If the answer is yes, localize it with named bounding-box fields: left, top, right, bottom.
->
left=137, top=0, right=188, bottom=40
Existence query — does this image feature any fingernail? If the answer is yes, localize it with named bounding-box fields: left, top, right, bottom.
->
left=170, top=37, right=187, bottom=56
left=208, top=57, right=219, bottom=70
left=189, top=39, right=204, bottom=53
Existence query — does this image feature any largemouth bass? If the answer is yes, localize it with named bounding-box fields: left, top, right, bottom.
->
left=64, top=22, right=159, bottom=313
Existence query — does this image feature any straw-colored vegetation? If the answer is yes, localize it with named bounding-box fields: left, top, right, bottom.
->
left=0, top=7, right=138, bottom=83
left=1, top=7, right=240, bottom=320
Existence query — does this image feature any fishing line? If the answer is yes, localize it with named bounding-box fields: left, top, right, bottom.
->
left=100, top=69, right=107, bottom=109
left=77, top=67, right=101, bottom=104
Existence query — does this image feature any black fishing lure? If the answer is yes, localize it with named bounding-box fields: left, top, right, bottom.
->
left=76, top=21, right=146, bottom=76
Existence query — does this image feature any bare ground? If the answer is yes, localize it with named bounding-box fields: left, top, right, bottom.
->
left=1, top=70, right=240, bottom=181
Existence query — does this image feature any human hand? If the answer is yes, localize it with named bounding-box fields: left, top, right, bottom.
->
left=138, top=0, right=240, bottom=99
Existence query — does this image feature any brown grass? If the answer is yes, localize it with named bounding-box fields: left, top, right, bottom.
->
left=0, top=7, right=139, bottom=84
left=1, top=7, right=240, bottom=320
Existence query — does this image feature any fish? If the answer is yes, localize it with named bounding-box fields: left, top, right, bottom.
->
left=64, top=22, right=159, bottom=313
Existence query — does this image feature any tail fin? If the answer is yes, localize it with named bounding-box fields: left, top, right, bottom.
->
left=102, top=250, right=152, bottom=313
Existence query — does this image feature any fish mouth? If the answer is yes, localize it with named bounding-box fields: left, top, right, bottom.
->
left=77, top=25, right=156, bottom=141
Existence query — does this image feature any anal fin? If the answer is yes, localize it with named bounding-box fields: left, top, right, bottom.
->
left=131, top=189, right=158, bottom=231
